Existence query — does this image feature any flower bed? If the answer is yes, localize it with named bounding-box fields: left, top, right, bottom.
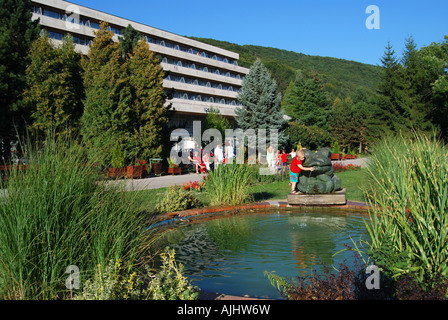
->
left=333, top=163, right=362, bottom=172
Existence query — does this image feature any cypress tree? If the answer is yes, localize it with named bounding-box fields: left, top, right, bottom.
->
left=127, top=40, right=168, bottom=160
left=236, top=59, right=288, bottom=148
left=81, top=22, right=134, bottom=166
left=24, top=32, right=84, bottom=141
left=0, top=0, right=40, bottom=160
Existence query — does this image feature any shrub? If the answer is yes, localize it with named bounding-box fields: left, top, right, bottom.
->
left=74, top=247, right=199, bottom=300
left=154, top=186, right=202, bottom=213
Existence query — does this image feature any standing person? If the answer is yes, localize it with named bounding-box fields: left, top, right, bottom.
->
left=289, top=150, right=315, bottom=194
left=275, top=150, right=281, bottom=167
left=214, top=144, right=224, bottom=168
left=225, top=141, right=235, bottom=165
left=281, top=149, right=288, bottom=173
left=267, top=145, right=275, bottom=168
left=289, top=148, right=296, bottom=160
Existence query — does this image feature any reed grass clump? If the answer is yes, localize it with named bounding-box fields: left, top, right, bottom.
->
left=203, top=164, right=254, bottom=206
left=0, top=136, right=148, bottom=299
left=365, top=133, right=448, bottom=284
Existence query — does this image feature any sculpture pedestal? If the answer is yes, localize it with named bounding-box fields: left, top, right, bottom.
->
left=288, top=188, right=346, bottom=206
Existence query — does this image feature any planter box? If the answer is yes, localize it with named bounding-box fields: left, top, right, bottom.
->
left=126, top=165, right=143, bottom=179
left=168, top=166, right=181, bottom=175
left=107, top=167, right=126, bottom=179
left=152, top=162, right=162, bottom=175
left=330, top=153, right=342, bottom=161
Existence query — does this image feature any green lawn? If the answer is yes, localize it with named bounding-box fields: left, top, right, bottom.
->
left=139, top=168, right=370, bottom=211
left=249, top=168, right=369, bottom=203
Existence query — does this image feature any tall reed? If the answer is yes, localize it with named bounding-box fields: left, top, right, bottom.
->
left=0, top=135, right=148, bottom=299
left=204, top=164, right=254, bottom=206
left=365, top=133, right=448, bottom=283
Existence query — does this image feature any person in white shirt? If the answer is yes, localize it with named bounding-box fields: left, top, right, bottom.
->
left=225, top=141, right=235, bottom=165
left=214, top=144, right=224, bottom=167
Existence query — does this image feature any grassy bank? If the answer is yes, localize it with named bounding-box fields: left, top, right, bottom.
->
left=139, top=167, right=369, bottom=211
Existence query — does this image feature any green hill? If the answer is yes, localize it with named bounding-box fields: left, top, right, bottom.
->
left=190, top=37, right=381, bottom=100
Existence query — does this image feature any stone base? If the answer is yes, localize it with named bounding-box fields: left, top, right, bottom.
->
left=287, top=188, right=347, bottom=206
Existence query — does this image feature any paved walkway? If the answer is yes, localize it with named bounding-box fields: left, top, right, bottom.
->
left=105, top=172, right=208, bottom=191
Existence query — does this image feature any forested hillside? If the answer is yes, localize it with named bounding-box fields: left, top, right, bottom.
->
left=190, top=37, right=381, bottom=99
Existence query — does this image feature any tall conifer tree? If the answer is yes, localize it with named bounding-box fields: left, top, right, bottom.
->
left=128, top=40, right=168, bottom=160
left=24, top=32, right=83, bottom=140
left=282, top=70, right=331, bottom=129
left=81, top=22, right=134, bottom=166
left=236, top=59, right=288, bottom=148
left=0, top=0, right=40, bottom=160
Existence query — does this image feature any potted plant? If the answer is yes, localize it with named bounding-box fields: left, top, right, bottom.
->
left=167, top=157, right=181, bottom=175
left=108, top=144, right=126, bottom=179
left=330, top=141, right=342, bottom=161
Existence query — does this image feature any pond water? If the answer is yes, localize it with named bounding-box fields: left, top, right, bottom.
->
left=159, top=209, right=370, bottom=299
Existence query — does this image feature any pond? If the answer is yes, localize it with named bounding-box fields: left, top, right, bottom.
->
left=157, top=209, right=370, bottom=299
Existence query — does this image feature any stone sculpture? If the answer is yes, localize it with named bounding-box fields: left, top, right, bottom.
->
left=296, top=148, right=342, bottom=194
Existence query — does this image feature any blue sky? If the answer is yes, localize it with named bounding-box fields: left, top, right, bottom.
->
left=70, top=0, right=447, bottom=66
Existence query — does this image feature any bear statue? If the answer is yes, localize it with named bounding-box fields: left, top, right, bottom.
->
left=296, top=147, right=342, bottom=194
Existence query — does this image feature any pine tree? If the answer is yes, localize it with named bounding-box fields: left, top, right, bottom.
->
left=236, top=59, right=288, bottom=148
left=371, top=42, right=410, bottom=135
left=281, top=70, right=331, bottom=129
left=24, top=32, right=84, bottom=141
left=0, top=0, right=40, bottom=160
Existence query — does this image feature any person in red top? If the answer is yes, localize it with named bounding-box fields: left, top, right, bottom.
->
left=289, top=150, right=315, bottom=194
left=281, top=149, right=288, bottom=173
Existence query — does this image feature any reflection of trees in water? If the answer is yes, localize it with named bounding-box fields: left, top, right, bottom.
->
left=172, top=227, right=231, bottom=277
left=287, top=214, right=348, bottom=276
left=172, top=217, right=254, bottom=277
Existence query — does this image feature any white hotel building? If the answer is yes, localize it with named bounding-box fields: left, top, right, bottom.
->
left=30, top=0, right=249, bottom=135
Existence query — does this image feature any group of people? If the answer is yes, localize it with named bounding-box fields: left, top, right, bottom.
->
left=266, top=145, right=296, bottom=173
left=187, top=141, right=235, bottom=174
left=187, top=144, right=317, bottom=195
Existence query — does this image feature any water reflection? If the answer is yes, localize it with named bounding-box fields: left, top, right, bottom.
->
left=162, top=210, right=369, bottom=299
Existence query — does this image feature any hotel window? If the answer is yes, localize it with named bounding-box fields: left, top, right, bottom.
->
left=174, top=44, right=180, bottom=50
left=206, top=82, right=211, bottom=87
left=203, top=67, right=208, bottom=72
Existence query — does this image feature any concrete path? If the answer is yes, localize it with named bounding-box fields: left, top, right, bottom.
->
left=105, top=172, right=208, bottom=192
